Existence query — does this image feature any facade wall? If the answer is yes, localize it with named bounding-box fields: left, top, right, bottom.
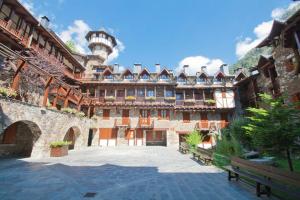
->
left=0, top=97, right=94, bottom=158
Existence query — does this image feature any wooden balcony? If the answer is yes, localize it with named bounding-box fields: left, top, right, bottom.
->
left=0, top=19, right=30, bottom=47
left=195, top=122, right=209, bottom=130
left=114, top=118, right=130, bottom=127
left=138, top=118, right=153, bottom=128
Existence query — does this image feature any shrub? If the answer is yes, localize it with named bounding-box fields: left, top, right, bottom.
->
left=76, top=111, right=85, bottom=118
left=61, top=108, right=78, bottom=114
left=215, top=135, right=243, bottom=157
left=91, top=115, right=98, bottom=120
left=204, top=99, right=216, bottom=105
left=0, top=87, right=17, bottom=98
left=145, top=96, right=156, bottom=101
left=125, top=96, right=136, bottom=100
left=50, top=141, right=71, bottom=148
left=185, top=130, right=205, bottom=150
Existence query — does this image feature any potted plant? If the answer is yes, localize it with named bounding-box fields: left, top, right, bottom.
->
left=50, top=141, right=71, bottom=157
left=164, top=96, right=176, bottom=101
left=0, top=87, right=17, bottom=98
left=125, top=96, right=136, bottom=101
left=104, top=96, right=116, bottom=101
left=204, top=99, right=216, bottom=106
left=145, top=96, right=156, bottom=101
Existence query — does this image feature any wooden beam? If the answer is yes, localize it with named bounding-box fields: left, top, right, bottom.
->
left=42, top=76, right=53, bottom=107
left=77, top=95, right=84, bottom=111
left=52, top=85, right=61, bottom=108
left=63, top=88, right=71, bottom=108
left=11, top=60, right=26, bottom=91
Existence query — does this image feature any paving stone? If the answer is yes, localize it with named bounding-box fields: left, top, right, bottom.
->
left=0, top=146, right=260, bottom=200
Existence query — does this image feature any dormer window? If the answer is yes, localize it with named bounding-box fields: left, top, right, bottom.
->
left=159, top=69, right=170, bottom=81
left=215, top=72, right=225, bottom=83
left=139, top=69, right=150, bottom=80
left=103, top=69, right=113, bottom=80
left=96, top=68, right=104, bottom=73
left=177, top=73, right=187, bottom=84
left=123, top=70, right=134, bottom=80
left=197, top=73, right=207, bottom=83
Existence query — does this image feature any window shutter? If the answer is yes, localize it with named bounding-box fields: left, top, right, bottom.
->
left=158, top=110, right=161, bottom=120
left=166, top=110, right=170, bottom=120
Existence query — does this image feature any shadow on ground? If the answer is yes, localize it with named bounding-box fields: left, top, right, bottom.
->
left=0, top=158, right=262, bottom=200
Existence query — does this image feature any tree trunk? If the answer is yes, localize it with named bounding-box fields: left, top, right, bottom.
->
left=286, top=148, right=294, bottom=172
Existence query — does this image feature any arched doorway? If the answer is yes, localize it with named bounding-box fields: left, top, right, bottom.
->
left=0, top=121, right=42, bottom=158
left=64, top=126, right=80, bottom=150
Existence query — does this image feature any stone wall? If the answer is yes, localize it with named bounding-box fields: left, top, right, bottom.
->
left=0, top=97, right=94, bottom=158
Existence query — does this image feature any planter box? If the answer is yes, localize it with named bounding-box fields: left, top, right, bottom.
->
left=50, top=145, right=68, bottom=157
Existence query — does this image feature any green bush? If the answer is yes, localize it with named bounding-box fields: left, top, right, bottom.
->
left=0, top=87, right=17, bottom=98
left=50, top=141, right=71, bottom=148
left=61, top=107, right=77, bottom=114
left=226, top=118, right=252, bottom=149
left=215, top=135, right=243, bottom=157
left=76, top=111, right=85, bottom=118
left=185, top=130, right=204, bottom=150
left=213, top=153, right=230, bottom=167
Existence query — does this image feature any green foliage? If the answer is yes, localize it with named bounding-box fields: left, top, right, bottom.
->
left=50, top=141, right=71, bottom=148
left=225, top=117, right=252, bottom=149
left=230, top=47, right=272, bottom=73
left=185, top=130, right=204, bottom=150
left=0, top=87, right=17, bottom=98
left=61, top=108, right=85, bottom=118
left=65, top=40, right=78, bottom=53
left=243, top=93, right=300, bottom=152
left=213, top=153, right=230, bottom=167
left=215, top=135, right=243, bottom=157
left=204, top=99, right=216, bottom=104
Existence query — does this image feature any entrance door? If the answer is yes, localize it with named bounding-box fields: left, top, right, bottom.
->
left=126, top=129, right=135, bottom=146
left=99, top=128, right=118, bottom=146
left=122, top=110, right=130, bottom=125
left=146, top=131, right=167, bottom=146
left=136, top=129, right=143, bottom=146
left=88, top=129, right=93, bottom=146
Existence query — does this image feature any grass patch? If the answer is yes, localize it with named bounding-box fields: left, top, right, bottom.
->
left=274, top=158, right=300, bottom=173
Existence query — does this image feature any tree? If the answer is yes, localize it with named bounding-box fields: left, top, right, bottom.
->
left=243, top=93, right=300, bottom=171
left=65, top=40, right=78, bottom=53
left=185, top=130, right=204, bottom=150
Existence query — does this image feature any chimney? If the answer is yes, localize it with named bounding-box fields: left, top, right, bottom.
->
left=201, top=66, right=207, bottom=73
left=183, top=65, right=189, bottom=74
left=133, top=63, right=142, bottom=73
left=155, top=64, right=161, bottom=73
left=113, top=63, right=119, bottom=73
left=40, top=16, right=50, bottom=28
left=220, top=64, right=229, bottom=75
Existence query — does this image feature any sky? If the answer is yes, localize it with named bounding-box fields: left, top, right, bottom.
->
left=19, top=0, right=299, bottom=75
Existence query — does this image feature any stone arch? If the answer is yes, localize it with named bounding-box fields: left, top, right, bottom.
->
left=63, top=126, right=81, bottom=150
left=0, top=120, right=42, bottom=158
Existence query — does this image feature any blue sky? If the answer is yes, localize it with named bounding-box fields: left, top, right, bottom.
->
left=20, top=0, right=298, bottom=74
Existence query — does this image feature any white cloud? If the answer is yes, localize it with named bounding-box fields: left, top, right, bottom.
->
left=106, top=39, right=125, bottom=64
left=235, top=2, right=300, bottom=59
left=176, top=56, right=224, bottom=76
left=59, top=20, right=91, bottom=54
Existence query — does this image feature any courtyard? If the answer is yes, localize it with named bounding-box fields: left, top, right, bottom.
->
left=0, top=146, right=260, bottom=200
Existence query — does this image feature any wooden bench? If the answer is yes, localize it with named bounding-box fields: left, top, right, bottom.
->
left=191, top=147, right=213, bottom=165
left=223, top=157, right=300, bottom=199
left=179, top=142, right=189, bottom=154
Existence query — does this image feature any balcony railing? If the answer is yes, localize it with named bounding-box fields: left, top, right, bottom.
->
left=138, top=118, right=153, bottom=128
left=195, top=122, right=209, bottom=130
left=0, top=19, right=29, bottom=47
left=114, top=118, right=130, bottom=127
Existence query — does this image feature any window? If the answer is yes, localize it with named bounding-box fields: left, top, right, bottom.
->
left=104, top=74, right=113, bottom=79
left=147, top=89, right=154, bottom=97
left=183, top=112, right=190, bottom=123
left=160, top=74, right=169, bottom=80
left=158, top=110, right=170, bottom=120
left=103, top=109, right=110, bottom=119
left=176, top=93, right=183, bottom=100
left=0, top=4, right=11, bottom=21
left=96, top=68, right=103, bottom=73
left=178, top=77, right=186, bottom=83
left=124, top=74, right=133, bottom=79
left=141, top=74, right=149, bottom=79
left=197, top=75, right=207, bottom=83
left=166, top=90, right=174, bottom=97
left=137, top=89, right=145, bottom=97
left=127, top=89, right=135, bottom=96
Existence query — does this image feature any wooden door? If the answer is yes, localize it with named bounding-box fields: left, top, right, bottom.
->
left=220, top=113, right=228, bottom=128
left=122, top=110, right=130, bottom=125
left=136, top=129, right=143, bottom=146
left=200, top=113, right=208, bottom=128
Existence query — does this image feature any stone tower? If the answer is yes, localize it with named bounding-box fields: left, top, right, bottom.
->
left=85, top=30, right=117, bottom=62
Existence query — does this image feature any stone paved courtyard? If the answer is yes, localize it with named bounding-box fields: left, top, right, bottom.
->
left=0, top=147, right=261, bottom=200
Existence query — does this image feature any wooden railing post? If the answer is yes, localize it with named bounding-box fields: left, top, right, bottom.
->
left=63, top=88, right=71, bottom=108
left=42, top=76, right=53, bottom=107
left=11, top=59, right=26, bottom=91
